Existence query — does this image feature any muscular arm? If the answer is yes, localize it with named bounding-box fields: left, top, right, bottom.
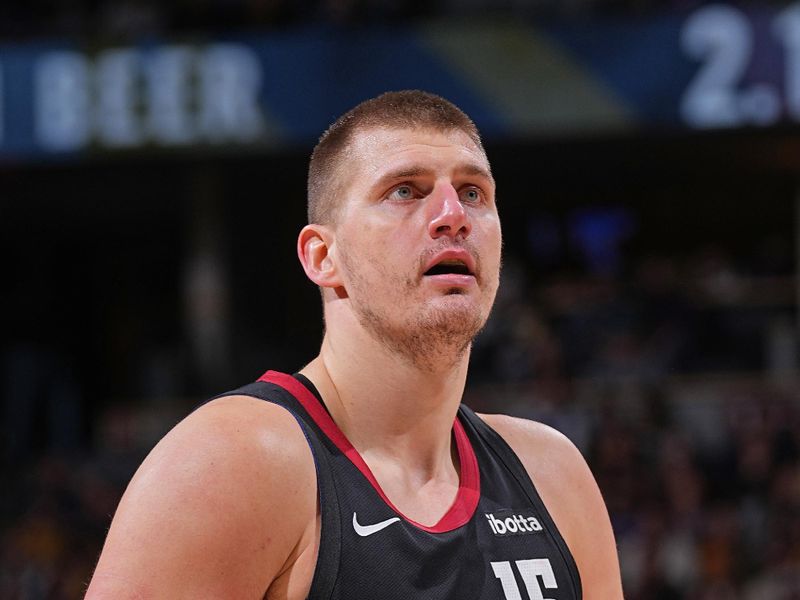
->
left=481, top=414, right=624, bottom=600
left=86, top=396, right=318, bottom=600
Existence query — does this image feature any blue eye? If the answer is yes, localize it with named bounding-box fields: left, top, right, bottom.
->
left=391, top=185, right=414, bottom=200
left=462, top=188, right=481, bottom=203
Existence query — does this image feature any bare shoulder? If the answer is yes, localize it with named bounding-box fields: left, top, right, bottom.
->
left=87, top=395, right=318, bottom=600
left=479, top=414, right=592, bottom=497
left=477, top=414, right=598, bottom=543
left=479, top=413, right=624, bottom=600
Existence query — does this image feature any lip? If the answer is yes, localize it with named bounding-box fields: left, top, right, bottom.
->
left=424, top=273, right=476, bottom=288
left=422, top=248, right=477, bottom=278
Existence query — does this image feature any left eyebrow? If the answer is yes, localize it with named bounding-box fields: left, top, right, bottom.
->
left=455, top=163, right=494, bottom=184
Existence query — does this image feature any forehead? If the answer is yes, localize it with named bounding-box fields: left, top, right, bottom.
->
left=344, top=126, right=490, bottom=184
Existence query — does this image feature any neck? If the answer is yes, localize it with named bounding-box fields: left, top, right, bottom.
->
left=299, top=318, right=470, bottom=481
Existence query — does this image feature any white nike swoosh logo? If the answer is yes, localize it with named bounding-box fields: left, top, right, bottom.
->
left=352, top=513, right=401, bottom=537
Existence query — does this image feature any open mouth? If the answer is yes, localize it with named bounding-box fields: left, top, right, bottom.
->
left=424, top=259, right=474, bottom=277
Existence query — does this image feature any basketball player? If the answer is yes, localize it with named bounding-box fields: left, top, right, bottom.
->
left=86, top=91, right=623, bottom=599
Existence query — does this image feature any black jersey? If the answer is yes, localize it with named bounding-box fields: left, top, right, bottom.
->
left=232, top=370, right=581, bottom=600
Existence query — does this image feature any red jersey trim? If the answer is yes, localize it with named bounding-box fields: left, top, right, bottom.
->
left=258, top=370, right=480, bottom=533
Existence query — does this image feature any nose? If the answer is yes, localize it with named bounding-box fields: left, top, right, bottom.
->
left=427, top=181, right=471, bottom=240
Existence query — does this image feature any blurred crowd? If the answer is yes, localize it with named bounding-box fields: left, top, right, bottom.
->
left=472, top=240, right=796, bottom=384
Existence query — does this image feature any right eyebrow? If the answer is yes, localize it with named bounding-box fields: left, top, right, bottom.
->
left=375, top=166, right=434, bottom=184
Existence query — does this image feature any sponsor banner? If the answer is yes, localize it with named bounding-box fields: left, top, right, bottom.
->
left=0, top=4, right=798, bottom=162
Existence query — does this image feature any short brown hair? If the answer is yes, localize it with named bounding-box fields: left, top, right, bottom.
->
left=307, top=90, right=484, bottom=224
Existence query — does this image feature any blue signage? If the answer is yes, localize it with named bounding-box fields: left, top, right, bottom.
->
left=1, top=4, right=798, bottom=162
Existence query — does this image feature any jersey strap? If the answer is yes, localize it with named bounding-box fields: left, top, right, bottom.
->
left=457, top=405, right=583, bottom=599
left=226, top=379, right=341, bottom=600
left=258, top=370, right=481, bottom=533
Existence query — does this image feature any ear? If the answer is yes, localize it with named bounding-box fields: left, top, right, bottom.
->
left=297, top=224, right=341, bottom=288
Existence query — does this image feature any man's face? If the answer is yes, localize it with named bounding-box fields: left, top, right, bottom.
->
left=329, top=126, right=502, bottom=367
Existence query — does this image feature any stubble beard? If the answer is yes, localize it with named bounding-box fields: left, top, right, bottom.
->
left=357, top=294, right=486, bottom=371
left=342, top=248, right=494, bottom=372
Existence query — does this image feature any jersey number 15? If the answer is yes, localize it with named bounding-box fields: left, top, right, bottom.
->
left=491, top=559, right=558, bottom=600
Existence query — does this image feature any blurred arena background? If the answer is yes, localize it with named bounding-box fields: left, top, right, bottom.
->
left=2, top=0, right=800, bottom=597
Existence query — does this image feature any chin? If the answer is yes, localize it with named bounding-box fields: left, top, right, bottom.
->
left=425, top=297, right=487, bottom=333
